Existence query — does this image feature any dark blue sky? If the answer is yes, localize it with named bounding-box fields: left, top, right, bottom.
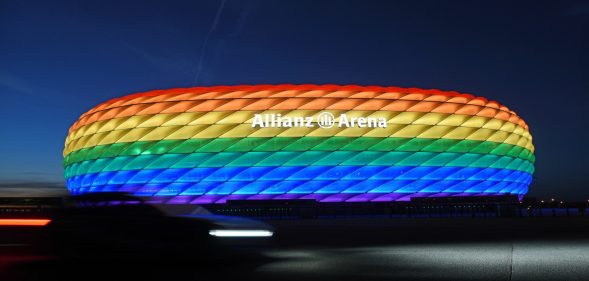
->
left=1, top=0, right=588, bottom=199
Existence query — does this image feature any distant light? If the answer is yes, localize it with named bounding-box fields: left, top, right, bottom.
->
left=0, top=219, right=51, bottom=226
left=209, top=229, right=273, bottom=237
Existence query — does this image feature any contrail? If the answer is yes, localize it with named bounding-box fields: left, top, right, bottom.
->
left=193, top=0, right=227, bottom=85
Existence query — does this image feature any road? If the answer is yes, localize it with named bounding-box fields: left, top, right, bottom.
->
left=3, top=217, right=589, bottom=281
left=257, top=240, right=589, bottom=281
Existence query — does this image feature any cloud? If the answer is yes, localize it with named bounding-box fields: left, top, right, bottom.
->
left=0, top=70, right=40, bottom=98
left=193, top=0, right=227, bottom=85
left=0, top=181, right=68, bottom=197
left=0, top=71, right=65, bottom=105
left=191, top=0, right=257, bottom=85
left=121, top=40, right=188, bottom=72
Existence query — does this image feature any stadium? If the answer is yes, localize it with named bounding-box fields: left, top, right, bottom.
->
left=63, top=85, right=534, bottom=204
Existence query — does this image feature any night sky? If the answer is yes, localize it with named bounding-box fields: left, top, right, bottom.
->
left=1, top=0, right=588, bottom=199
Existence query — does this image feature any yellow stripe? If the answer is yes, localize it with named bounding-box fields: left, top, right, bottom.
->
left=64, top=122, right=534, bottom=155
left=65, top=110, right=532, bottom=145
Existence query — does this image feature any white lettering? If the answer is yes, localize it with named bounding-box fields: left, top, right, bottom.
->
left=378, top=118, right=387, bottom=128
left=305, top=117, right=314, bottom=127
left=252, top=113, right=387, bottom=128
left=252, top=114, right=264, bottom=128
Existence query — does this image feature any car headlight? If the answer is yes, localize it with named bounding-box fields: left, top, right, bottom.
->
left=208, top=229, right=274, bottom=237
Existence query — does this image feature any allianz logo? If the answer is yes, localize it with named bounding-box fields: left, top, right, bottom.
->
left=252, top=112, right=387, bottom=129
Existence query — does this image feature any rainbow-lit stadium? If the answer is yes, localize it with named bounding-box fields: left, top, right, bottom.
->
left=63, top=85, right=534, bottom=204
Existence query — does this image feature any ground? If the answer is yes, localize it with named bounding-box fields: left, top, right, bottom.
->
left=2, top=217, right=589, bottom=281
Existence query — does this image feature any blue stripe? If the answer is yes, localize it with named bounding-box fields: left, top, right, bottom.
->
left=66, top=165, right=532, bottom=196
left=68, top=180, right=530, bottom=197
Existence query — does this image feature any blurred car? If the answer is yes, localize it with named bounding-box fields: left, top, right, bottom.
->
left=42, top=192, right=274, bottom=260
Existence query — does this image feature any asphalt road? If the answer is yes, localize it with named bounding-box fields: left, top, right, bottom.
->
left=3, top=217, right=589, bottom=281
left=256, top=218, right=589, bottom=281
left=257, top=240, right=589, bottom=281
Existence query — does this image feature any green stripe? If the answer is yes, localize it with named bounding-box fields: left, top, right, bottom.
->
left=64, top=137, right=535, bottom=166
left=64, top=151, right=535, bottom=178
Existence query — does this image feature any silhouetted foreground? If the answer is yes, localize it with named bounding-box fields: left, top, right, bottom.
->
left=3, top=216, right=589, bottom=281
left=42, top=193, right=273, bottom=259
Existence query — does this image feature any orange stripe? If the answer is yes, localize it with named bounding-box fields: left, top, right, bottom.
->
left=80, top=85, right=484, bottom=117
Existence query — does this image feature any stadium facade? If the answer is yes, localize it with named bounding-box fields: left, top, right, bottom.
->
left=63, top=85, right=534, bottom=204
